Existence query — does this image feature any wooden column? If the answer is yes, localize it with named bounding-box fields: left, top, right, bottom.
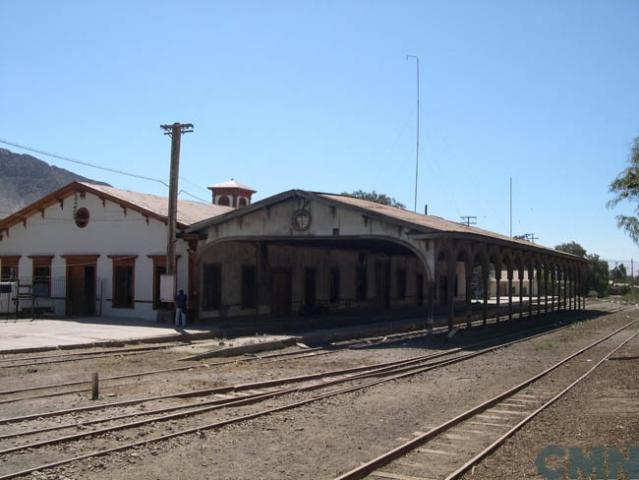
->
left=494, top=263, right=501, bottom=325
left=528, top=263, right=534, bottom=318
left=465, top=259, right=472, bottom=329
left=544, top=266, right=549, bottom=314
left=536, top=265, right=543, bottom=316
left=507, top=265, right=513, bottom=321
left=447, top=256, right=456, bottom=331
left=518, top=265, right=524, bottom=319
left=482, top=260, right=489, bottom=325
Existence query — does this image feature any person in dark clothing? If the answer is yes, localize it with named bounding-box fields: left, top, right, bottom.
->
left=175, top=289, right=188, bottom=327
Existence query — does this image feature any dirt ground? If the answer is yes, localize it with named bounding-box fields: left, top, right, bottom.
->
left=461, top=324, right=639, bottom=480
left=0, top=302, right=636, bottom=480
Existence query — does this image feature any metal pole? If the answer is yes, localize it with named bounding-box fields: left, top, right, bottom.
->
left=406, top=55, right=420, bottom=212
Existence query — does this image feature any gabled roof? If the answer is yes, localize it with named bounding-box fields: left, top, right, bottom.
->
left=0, top=181, right=233, bottom=231
left=207, top=179, right=256, bottom=192
left=188, top=189, right=584, bottom=261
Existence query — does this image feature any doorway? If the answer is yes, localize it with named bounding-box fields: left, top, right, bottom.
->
left=416, top=273, right=424, bottom=306
left=66, top=260, right=97, bottom=316
left=271, top=268, right=292, bottom=316
left=375, top=261, right=391, bottom=309
left=304, top=268, right=317, bottom=308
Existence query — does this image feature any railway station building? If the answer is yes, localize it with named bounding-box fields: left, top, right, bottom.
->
left=0, top=181, right=587, bottom=329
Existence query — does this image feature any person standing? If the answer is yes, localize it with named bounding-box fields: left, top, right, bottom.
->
left=175, top=289, right=188, bottom=327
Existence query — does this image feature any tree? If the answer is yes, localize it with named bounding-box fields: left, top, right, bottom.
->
left=609, top=136, right=639, bottom=243
left=343, top=190, right=406, bottom=209
left=556, top=241, right=609, bottom=296
left=611, top=264, right=627, bottom=282
left=585, top=254, right=610, bottom=296
left=555, top=241, right=587, bottom=258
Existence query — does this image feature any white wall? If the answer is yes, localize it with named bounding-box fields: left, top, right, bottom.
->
left=0, top=191, right=189, bottom=320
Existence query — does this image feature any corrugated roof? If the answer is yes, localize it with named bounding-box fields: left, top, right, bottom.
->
left=207, top=179, right=256, bottom=192
left=317, top=193, right=567, bottom=256
left=79, top=183, right=233, bottom=226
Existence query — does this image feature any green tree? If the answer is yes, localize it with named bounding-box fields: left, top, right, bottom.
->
left=556, top=241, right=609, bottom=296
left=611, top=264, right=627, bottom=282
left=609, top=136, right=639, bottom=243
left=555, top=241, right=587, bottom=258
left=343, top=190, right=406, bottom=209
left=585, top=254, right=610, bottom=296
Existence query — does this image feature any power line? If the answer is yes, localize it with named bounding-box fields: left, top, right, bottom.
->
left=0, top=138, right=169, bottom=187
left=0, top=138, right=215, bottom=204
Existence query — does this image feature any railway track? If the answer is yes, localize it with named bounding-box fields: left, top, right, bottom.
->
left=332, top=321, right=639, bottom=480
left=0, top=301, right=619, bottom=406
left=0, top=310, right=633, bottom=480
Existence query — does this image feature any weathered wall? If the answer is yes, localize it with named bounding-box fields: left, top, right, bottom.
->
left=0, top=190, right=189, bottom=320
left=198, top=241, right=426, bottom=319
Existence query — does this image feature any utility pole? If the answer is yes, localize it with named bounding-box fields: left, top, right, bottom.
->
left=460, top=215, right=477, bottom=227
left=160, top=122, right=193, bottom=319
left=406, top=54, right=420, bottom=213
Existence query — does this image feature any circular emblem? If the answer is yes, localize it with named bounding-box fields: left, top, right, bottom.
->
left=291, top=209, right=312, bottom=231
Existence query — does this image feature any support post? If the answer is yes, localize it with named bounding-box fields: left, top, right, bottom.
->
left=507, top=266, right=513, bottom=321
left=536, top=266, right=542, bottom=316
left=91, top=372, right=99, bottom=400
left=482, top=261, right=489, bottom=325
left=528, top=264, right=534, bottom=318
left=494, top=264, right=501, bottom=324
left=518, top=266, right=524, bottom=319
left=465, top=259, right=472, bottom=329
left=544, top=266, right=549, bottom=314
left=447, top=256, right=456, bottom=331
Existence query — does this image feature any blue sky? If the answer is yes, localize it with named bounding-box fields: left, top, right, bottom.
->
left=2, top=1, right=638, bottom=265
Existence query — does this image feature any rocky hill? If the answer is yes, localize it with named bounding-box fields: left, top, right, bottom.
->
left=0, top=148, right=108, bottom=218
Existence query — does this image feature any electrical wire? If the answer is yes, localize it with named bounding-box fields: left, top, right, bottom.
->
left=0, top=139, right=170, bottom=187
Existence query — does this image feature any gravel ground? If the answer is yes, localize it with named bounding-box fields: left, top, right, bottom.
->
left=0, top=302, right=633, bottom=480
left=460, top=329, right=639, bottom=480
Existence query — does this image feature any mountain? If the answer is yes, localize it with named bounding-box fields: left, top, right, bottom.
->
left=0, top=148, right=109, bottom=218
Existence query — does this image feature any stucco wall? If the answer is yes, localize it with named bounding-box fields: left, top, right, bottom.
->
left=0, top=191, right=188, bottom=320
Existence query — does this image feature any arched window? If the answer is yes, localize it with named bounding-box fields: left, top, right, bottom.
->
left=217, top=196, right=230, bottom=206
left=238, top=197, right=248, bottom=208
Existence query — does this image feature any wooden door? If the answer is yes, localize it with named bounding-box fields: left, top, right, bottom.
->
left=66, top=261, right=96, bottom=316
left=271, top=268, right=292, bottom=316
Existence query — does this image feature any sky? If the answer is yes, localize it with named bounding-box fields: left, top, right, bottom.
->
left=1, top=1, right=639, bottom=266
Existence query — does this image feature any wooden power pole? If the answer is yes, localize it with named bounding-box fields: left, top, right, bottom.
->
left=160, top=122, right=193, bottom=318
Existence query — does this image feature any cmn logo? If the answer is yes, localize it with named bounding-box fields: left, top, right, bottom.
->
left=536, top=445, right=639, bottom=479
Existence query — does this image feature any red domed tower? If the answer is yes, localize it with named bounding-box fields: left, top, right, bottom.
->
left=207, top=179, right=256, bottom=208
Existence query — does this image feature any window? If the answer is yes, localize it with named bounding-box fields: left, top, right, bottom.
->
left=238, top=197, right=248, bottom=208
left=397, top=268, right=407, bottom=300
left=31, top=256, right=53, bottom=298
left=112, top=257, right=135, bottom=309
left=202, top=264, right=221, bottom=310
left=218, top=196, right=230, bottom=206
left=241, top=266, right=257, bottom=309
left=0, top=256, right=19, bottom=282
left=329, top=268, right=340, bottom=303
left=356, top=266, right=367, bottom=302
left=33, top=266, right=51, bottom=297
left=74, top=208, right=90, bottom=228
